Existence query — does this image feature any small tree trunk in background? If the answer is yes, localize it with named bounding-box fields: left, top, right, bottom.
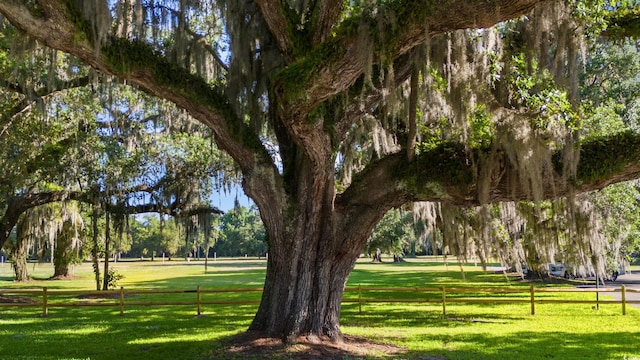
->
left=92, top=206, right=101, bottom=291
left=204, top=245, right=209, bottom=272
left=53, top=221, right=74, bottom=278
left=12, top=248, right=29, bottom=281
left=12, top=218, right=29, bottom=281
left=102, top=211, right=110, bottom=291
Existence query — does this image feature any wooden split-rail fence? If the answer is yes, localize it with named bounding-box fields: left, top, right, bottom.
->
left=0, top=285, right=638, bottom=317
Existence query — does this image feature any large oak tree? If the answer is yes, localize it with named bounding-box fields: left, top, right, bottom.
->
left=2, top=0, right=640, bottom=342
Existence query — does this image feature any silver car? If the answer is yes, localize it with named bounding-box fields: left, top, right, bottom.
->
left=548, top=263, right=567, bottom=277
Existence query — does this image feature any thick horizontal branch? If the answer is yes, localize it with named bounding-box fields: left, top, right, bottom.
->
left=256, top=0, right=293, bottom=58
left=104, top=202, right=222, bottom=217
left=338, top=131, right=640, bottom=209
left=0, top=186, right=223, bottom=250
left=0, top=75, right=91, bottom=121
left=336, top=149, right=472, bottom=210
left=0, top=190, right=90, bottom=251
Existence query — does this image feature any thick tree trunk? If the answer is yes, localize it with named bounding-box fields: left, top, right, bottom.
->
left=247, top=155, right=385, bottom=342
left=248, top=202, right=386, bottom=342
left=249, top=227, right=360, bottom=342
left=53, top=254, right=70, bottom=277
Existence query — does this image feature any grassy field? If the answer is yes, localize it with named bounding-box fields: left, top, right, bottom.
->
left=0, top=257, right=638, bottom=359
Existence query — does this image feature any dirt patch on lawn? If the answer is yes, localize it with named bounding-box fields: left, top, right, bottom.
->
left=215, top=331, right=444, bottom=359
left=47, top=275, right=80, bottom=280
left=0, top=295, right=38, bottom=304
left=78, top=293, right=123, bottom=299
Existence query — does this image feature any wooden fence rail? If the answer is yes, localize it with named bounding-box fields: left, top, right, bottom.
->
left=0, top=285, right=638, bottom=317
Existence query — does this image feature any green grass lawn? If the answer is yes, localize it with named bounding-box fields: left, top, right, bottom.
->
left=0, top=257, right=638, bottom=359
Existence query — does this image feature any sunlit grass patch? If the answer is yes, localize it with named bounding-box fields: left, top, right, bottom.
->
left=1, top=259, right=639, bottom=359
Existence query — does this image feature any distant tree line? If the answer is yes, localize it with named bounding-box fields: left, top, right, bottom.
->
left=127, top=204, right=266, bottom=259
left=0, top=203, right=266, bottom=282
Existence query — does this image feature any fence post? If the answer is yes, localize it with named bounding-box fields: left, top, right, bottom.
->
left=358, top=285, right=362, bottom=315
left=119, top=287, right=125, bottom=316
left=42, top=287, right=48, bottom=317
left=621, top=285, right=626, bottom=316
left=441, top=285, right=446, bottom=316
left=197, top=285, right=202, bottom=316
left=530, top=284, right=535, bottom=316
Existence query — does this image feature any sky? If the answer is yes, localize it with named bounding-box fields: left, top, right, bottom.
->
left=213, top=187, right=253, bottom=212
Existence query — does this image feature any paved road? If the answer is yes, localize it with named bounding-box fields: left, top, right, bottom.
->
left=492, top=266, right=640, bottom=308
left=582, top=271, right=640, bottom=309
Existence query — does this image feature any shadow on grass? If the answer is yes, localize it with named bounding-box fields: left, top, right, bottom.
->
left=209, top=331, right=410, bottom=359
left=341, top=304, right=529, bottom=329
left=2, top=262, right=637, bottom=359
left=0, top=306, right=253, bottom=360
left=397, top=330, right=640, bottom=360
left=2, top=304, right=639, bottom=359
left=205, top=327, right=640, bottom=359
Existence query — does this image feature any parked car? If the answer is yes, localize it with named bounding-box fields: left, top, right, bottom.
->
left=548, top=263, right=568, bottom=278
left=509, top=262, right=528, bottom=275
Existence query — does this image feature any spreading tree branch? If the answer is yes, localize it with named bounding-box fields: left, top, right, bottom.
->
left=0, top=186, right=223, bottom=250
left=334, top=130, right=640, bottom=248
left=0, top=75, right=91, bottom=122
left=0, top=0, right=263, bottom=171
left=268, top=1, right=549, bottom=174
left=255, top=0, right=293, bottom=59
left=0, top=190, right=90, bottom=250
left=310, top=0, right=344, bottom=46
left=339, top=131, right=640, bottom=210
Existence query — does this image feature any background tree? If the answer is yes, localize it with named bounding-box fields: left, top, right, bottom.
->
left=47, top=202, right=83, bottom=278
left=5, top=199, right=84, bottom=281
left=0, top=31, right=228, bottom=282
left=214, top=204, right=266, bottom=257
left=5, top=0, right=640, bottom=342
left=366, top=209, right=416, bottom=261
left=593, top=182, right=640, bottom=273
left=158, top=220, right=183, bottom=260
left=129, top=214, right=163, bottom=259
left=9, top=215, right=29, bottom=281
